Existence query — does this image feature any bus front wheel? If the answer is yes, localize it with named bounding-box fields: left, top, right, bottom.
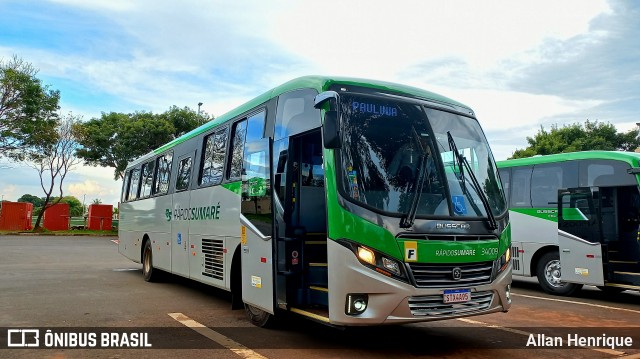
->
left=142, top=240, right=160, bottom=282
left=536, top=251, right=582, bottom=296
left=244, top=304, right=275, bottom=328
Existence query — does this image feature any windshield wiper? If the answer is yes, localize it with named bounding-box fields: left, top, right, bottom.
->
left=446, top=131, right=498, bottom=230
left=400, top=128, right=429, bottom=229
left=400, top=155, right=427, bottom=228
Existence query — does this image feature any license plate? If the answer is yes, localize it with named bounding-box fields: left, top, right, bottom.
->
left=443, top=289, right=471, bottom=303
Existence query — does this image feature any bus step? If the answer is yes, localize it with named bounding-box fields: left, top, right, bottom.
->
left=307, top=264, right=328, bottom=286
left=309, top=286, right=329, bottom=306
left=290, top=307, right=330, bottom=324
left=608, top=261, right=640, bottom=273
left=612, top=271, right=640, bottom=286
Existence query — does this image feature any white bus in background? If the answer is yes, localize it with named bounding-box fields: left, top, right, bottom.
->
left=497, top=151, right=640, bottom=295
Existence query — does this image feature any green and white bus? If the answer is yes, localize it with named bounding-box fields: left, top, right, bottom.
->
left=497, top=151, right=640, bottom=295
left=119, top=76, right=512, bottom=327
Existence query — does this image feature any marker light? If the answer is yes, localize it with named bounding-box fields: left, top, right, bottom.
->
left=357, top=246, right=375, bottom=265
left=497, top=247, right=511, bottom=273
left=382, top=257, right=401, bottom=276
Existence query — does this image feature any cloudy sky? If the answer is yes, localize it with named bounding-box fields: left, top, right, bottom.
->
left=1, top=0, right=638, bottom=206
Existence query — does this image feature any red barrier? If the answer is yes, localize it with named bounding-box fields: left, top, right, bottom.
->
left=87, top=204, right=113, bottom=230
left=43, top=203, right=70, bottom=231
left=0, top=202, right=34, bottom=231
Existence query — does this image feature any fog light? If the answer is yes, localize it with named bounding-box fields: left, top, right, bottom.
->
left=346, top=294, right=369, bottom=315
left=506, top=284, right=511, bottom=304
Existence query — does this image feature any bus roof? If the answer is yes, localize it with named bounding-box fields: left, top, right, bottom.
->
left=496, top=151, right=640, bottom=168
left=152, top=75, right=471, bottom=155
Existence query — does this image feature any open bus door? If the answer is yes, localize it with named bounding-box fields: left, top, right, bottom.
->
left=240, top=133, right=276, bottom=325
left=557, top=187, right=605, bottom=286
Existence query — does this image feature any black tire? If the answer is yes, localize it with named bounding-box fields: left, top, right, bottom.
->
left=142, top=240, right=160, bottom=282
left=244, top=303, right=276, bottom=328
left=536, top=251, right=582, bottom=296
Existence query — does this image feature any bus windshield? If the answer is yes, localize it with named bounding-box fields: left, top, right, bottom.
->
left=338, top=93, right=506, bottom=218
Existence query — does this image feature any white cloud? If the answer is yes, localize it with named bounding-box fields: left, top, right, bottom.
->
left=67, top=166, right=122, bottom=206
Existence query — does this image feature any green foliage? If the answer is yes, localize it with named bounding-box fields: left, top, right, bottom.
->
left=60, top=196, right=83, bottom=217
left=0, top=55, right=60, bottom=161
left=75, top=107, right=212, bottom=180
left=17, top=194, right=45, bottom=207
left=510, top=120, right=640, bottom=159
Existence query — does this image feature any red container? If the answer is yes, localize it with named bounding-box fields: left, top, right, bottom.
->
left=0, top=201, right=34, bottom=231
left=43, top=203, right=70, bottom=231
left=87, top=204, right=113, bottom=230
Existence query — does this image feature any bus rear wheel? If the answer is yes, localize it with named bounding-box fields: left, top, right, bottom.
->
left=244, top=303, right=275, bottom=328
left=142, top=240, right=160, bottom=282
left=536, top=251, right=582, bottom=296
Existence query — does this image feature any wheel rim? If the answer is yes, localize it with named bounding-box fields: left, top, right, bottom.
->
left=246, top=304, right=264, bottom=317
left=143, top=248, right=151, bottom=275
left=544, top=259, right=566, bottom=288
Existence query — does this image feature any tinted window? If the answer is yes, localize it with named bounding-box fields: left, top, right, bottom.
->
left=228, top=111, right=266, bottom=181
left=531, top=164, right=562, bottom=207
left=122, top=170, right=131, bottom=202
left=140, top=161, right=155, bottom=198
left=154, top=152, right=173, bottom=195
left=176, top=157, right=192, bottom=191
left=510, top=166, right=532, bottom=208
left=200, top=127, right=229, bottom=186
left=498, top=168, right=511, bottom=206
left=228, top=120, right=247, bottom=181
left=129, top=168, right=141, bottom=200
left=582, top=160, right=637, bottom=187
left=274, top=89, right=320, bottom=140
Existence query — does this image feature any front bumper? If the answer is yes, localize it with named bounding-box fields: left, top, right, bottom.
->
left=327, top=239, right=511, bottom=325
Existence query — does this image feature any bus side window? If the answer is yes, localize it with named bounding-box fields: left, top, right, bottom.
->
left=274, top=89, right=320, bottom=141
left=176, top=157, right=193, bottom=191
left=498, top=168, right=511, bottom=206
left=583, top=160, right=637, bottom=187
left=154, top=151, right=173, bottom=195
left=228, top=111, right=266, bottom=181
left=531, top=164, right=562, bottom=207
left=129, top=168, right=141, bottom=201
left=200, top=127, right=229, bottom=186
left=228, top=120, right=248, bottom=181
left=122, top=170, right=131, bottom=202
left=140, top=160, right=155, bottom=198
left=510, top=166, right=532, bottom=208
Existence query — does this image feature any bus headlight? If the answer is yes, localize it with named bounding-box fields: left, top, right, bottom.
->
left=357, top=246, right=375, bottom=265
left=496, top=247, right=511, bottom=274
left=338, top=240, right=407, bottom=281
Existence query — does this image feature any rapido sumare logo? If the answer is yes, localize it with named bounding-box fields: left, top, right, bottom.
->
left=166, top=203, right=222, bottom=222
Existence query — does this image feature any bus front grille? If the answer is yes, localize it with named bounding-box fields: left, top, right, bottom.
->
left=202, top=238, right=224, bottom=280
left=407, top=261, right=493, bottom=288
left=408, top=291, right=493, bottom=316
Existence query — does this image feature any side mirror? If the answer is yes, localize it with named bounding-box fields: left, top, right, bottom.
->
left=323, top=110, right=340, bottom=149
left=314, top=91, right=341, bottom=149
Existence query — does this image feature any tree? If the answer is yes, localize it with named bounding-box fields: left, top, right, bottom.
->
left=75, top=107, right=211, bottom=180
left=0, top=55, right=60, bottom=161
left=17, top=194, right=44, bottom=208
left=159, top=105, right=209, bottom=137
left=60, top=196, right=83, bottom=217
left=92, top=198, right=102, bottom=204
left=32, top=114, right=82, bottom=230
left=510, top=120, right=640, bottom=159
